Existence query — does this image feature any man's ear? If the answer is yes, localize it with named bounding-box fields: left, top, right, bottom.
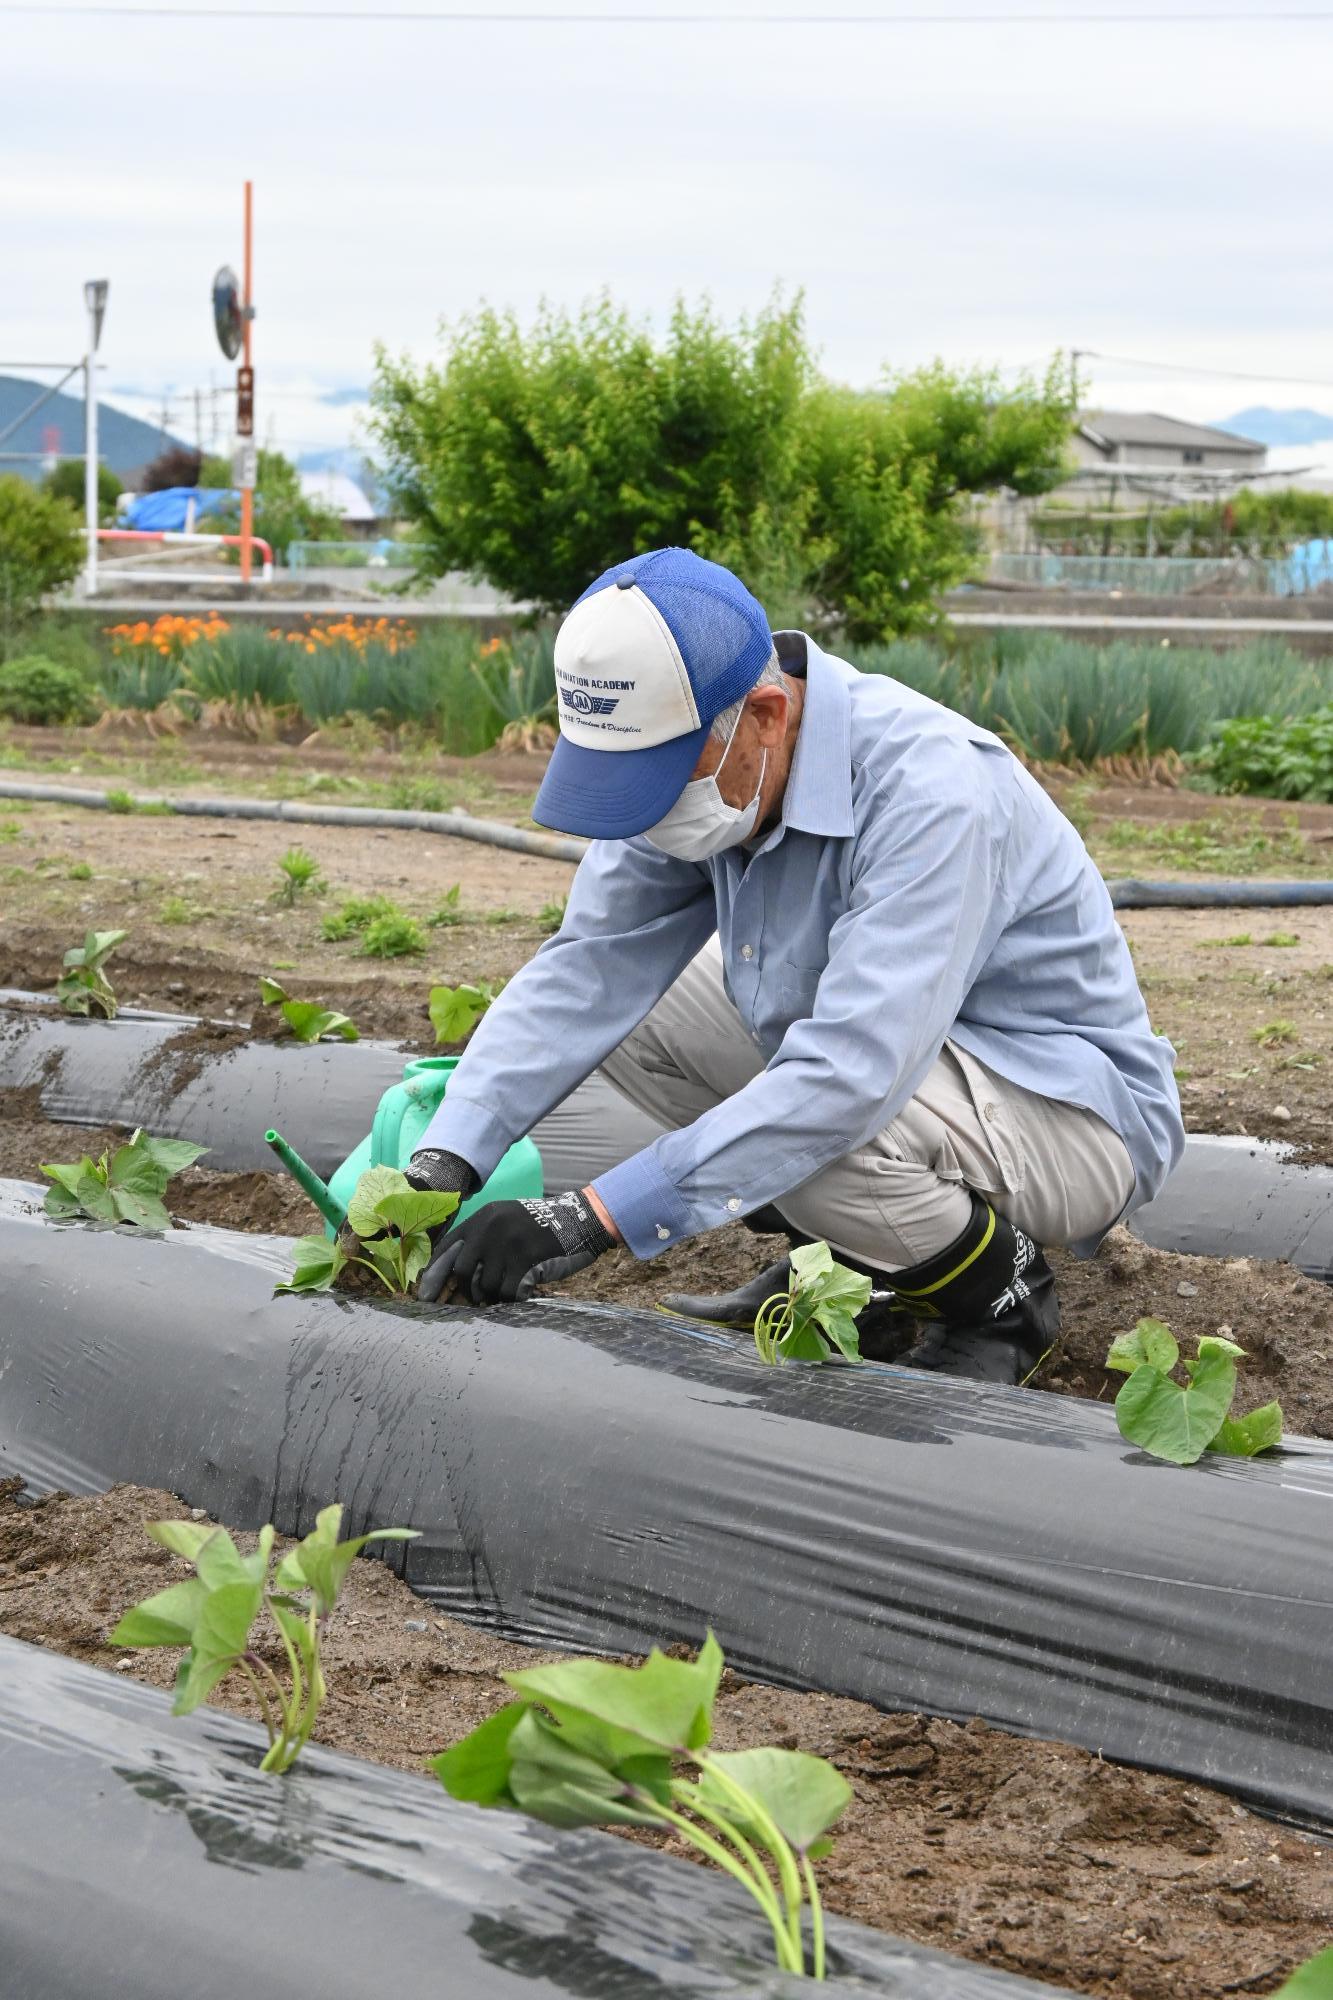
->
left=747, top=685, right=788, bottom=748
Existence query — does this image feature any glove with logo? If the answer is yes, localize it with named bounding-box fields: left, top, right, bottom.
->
left=416, top=1189, right=615, bottom=1305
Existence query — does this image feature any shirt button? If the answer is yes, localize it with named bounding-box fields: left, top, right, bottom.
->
left=656, top=1225, right=670, bottom=1240
left=984, top=1103, right=997, bottom=1122
left=726, top=1197, right=742, bottom=1212
left=740, top=944, right=754, bottom=960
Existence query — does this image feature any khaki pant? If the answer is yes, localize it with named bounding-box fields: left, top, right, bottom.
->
left=601, top=939, right=1135, bottom=1269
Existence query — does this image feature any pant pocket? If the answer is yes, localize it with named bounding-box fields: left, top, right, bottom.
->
left=947, top=1043, right=1027, bottom=1195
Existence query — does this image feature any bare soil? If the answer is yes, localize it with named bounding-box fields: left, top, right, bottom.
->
left=2, top=1479, right=1327, bottom=2000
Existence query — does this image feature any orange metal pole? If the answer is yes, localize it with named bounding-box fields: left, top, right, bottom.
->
left=239, top=179, right=254, bottom=584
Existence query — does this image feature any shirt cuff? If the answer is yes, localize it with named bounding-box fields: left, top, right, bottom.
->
left=415, top=1090, right=512, bottom=1185
left=591, top=1148, right=694, bottom=1259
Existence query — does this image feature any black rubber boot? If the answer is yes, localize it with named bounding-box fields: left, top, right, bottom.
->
left=892, top=1193, right=1060, bottom=1386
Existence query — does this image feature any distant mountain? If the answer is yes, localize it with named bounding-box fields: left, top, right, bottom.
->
left=0, top=374, right=188, bottom=484
left=1219, top=406, right=1333, bottom=448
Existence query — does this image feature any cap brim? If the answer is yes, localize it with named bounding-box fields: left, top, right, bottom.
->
left=531, top=723, right=710, bottom=839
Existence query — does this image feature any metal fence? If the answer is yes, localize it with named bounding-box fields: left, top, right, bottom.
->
left=286, top=538, right=419, bottom=571
left=986, top=553, right=1266, bottom=596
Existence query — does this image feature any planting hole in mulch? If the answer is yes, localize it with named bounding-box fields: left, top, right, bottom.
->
left=0, top=1479, right=1328, bottom=2000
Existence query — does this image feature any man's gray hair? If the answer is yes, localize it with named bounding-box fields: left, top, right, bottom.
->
left=709, top=649, right=787, bottom=745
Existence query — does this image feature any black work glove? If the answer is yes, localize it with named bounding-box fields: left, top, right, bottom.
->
left=405, top=1147, right=480, bottom=1203
left=416, top=1190, right=615, bottom=1306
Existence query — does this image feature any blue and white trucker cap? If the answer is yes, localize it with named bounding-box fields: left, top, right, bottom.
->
left=531, top=546, right=773, bottom=840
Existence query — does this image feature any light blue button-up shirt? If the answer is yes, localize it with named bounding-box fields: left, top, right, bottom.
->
left=422, top=634, right=1184, bottom=1260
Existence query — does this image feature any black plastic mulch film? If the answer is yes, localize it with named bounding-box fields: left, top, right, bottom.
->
left=3, top=996, right=1333, bottom=1274
left=4, top=1636, right=1079, bottom=2000
left=2, top=1185, right=1331, bottom=1842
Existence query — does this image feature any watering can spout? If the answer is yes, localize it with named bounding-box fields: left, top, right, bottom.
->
left=265, top=1129, right=346, bottom=1232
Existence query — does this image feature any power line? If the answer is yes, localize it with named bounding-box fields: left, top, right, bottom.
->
left=1079, top=348, right=1333, bottom=390
left=2, top=4, right=1330, bottom=19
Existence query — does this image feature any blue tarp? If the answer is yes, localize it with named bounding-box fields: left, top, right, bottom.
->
left=1274, top=538, right=1333, bottom=597
left=123, top=486, right=238, bottom=533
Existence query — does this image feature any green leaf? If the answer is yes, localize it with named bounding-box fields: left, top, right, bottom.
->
left=1197, top=1334, right=1248, bottom=1362
left=429, top=983, right=487, bottom=1044
left=40, top=1158, right=98, bottom=1197
left=42, top=1183, right=84, bottom=1218
left=505, top=1633, right=723, bottom=1759
left=777, top=1319, right=835, bottom=1364
left=430, top=1700, right=527, bottom=1806
left=1272, top=1947, right=1333, bottom=1998
left=145, top=1518, right=217, bottom=1562
left=810, top=1303, right=863, bottom=1363
left=109, top=1578, right=207, bottom=1648
left=259, top=977, right=290, bottom=1005
left=372, top=1188, right=459, bottom=1237
left=275, top=1233, right=342, bottom=1294
left=788, top=1241, right=834, bottom=1289
left=1209, top=1401, right=1284, bottom=1458
left=506, top=1709, right=666, bottom=1829
left=274, top=1504, right=418, bottom=1617
left=171, top=1578, right=265, bottom=1714
left=698, top=1746, right=852, bottom=1852
left=346, top=1165, right=412, bottom=1238
left=281, top=1001, right=359, bottom=1044
left=132, top=1136, right=209, bottom=1177
left=107, top=1144, right=170, bottom=1196
left=1114, top=1350, right=1237, bottom=1465
left=402, top=1230, right=433, bottom=1289
left=110, top=1186, right=173, bottom=1232
left=1106, top=1317, right=1179, bottom=1375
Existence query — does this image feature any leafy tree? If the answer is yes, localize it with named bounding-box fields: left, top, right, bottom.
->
left=0, top=475, right=84, bottom=645
left=139, top=445, right=203, bottom=492
left=370, top=293, right=1075, bottom=639
left=43, top=457, right=122, bottom=523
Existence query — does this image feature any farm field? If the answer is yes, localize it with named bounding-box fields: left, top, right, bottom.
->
left=2, top=1477, right=1330, bottom=2000
left=2, top=722, right=1331, bottom=2000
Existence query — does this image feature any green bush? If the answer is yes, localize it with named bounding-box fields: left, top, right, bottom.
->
left=1199, top=708, right=1333, bottom=802
left=43, top=458, right=121, bottom=524
left=195, top=448, right=346, bottom=565
left=371, top=293, right=1074, bottom=639
left=0, top=653, right=95, bottom=725
left=0, top=477, right=84, bottom=644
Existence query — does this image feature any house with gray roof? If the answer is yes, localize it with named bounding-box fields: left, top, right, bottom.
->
left=1072, top=410, right=1267, bottom=476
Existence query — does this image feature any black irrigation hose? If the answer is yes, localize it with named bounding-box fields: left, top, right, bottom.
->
left=4, top=774, right=1333, bottom=906
left=2, top=1184, right=1330, bottom=1836
left=2, top=995, right=1331, bottom=1272
left=1105, top=879, right=1333, bottom=908
left=3, top=1637, right=1070, bottom=2000
left=0, top=780, right=588, bottom=865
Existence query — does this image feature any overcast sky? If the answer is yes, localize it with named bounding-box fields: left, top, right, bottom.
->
left=5, top=0, right=1333, bottom=460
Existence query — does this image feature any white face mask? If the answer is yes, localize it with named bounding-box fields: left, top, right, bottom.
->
left=643, top=708, right=766, bottom=862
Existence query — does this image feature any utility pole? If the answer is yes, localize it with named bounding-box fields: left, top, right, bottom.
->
left=83, top=280, right=108, bottom=596
left=239, top=179, right=255, bottom=584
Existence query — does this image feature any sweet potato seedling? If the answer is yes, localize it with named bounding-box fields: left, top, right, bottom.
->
left=428, top=883, right=464, bottom=927
left=1107, top=1318, right=1284, bottom=1466
left=109, top=1504, right=418, bottom=1773
left=259, top=975, right=359, bottom=1044
left=277, top=1164, right=459, bottom=1296
left=429, top=979, right=504, bottom=1045
left=56, top=927, right=126, bottom=1018
left=433, top=1634, right=850, bottom=1980
left=41, top=1128, right=207, bottom=1230
left=753, top=1241, right=872, bottom=1365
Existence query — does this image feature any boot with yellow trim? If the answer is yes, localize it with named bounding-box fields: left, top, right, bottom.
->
left=891, top=1192, right=1060, bottom=1386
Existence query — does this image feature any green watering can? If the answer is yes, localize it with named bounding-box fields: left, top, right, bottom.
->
left=265, top=1055, right=543, bottom=1237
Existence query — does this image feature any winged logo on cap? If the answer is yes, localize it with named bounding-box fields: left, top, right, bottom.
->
left=560, top=687, right=620, bottom=717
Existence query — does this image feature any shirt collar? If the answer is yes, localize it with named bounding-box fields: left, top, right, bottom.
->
left=773, top=632, right=856, bottom=840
